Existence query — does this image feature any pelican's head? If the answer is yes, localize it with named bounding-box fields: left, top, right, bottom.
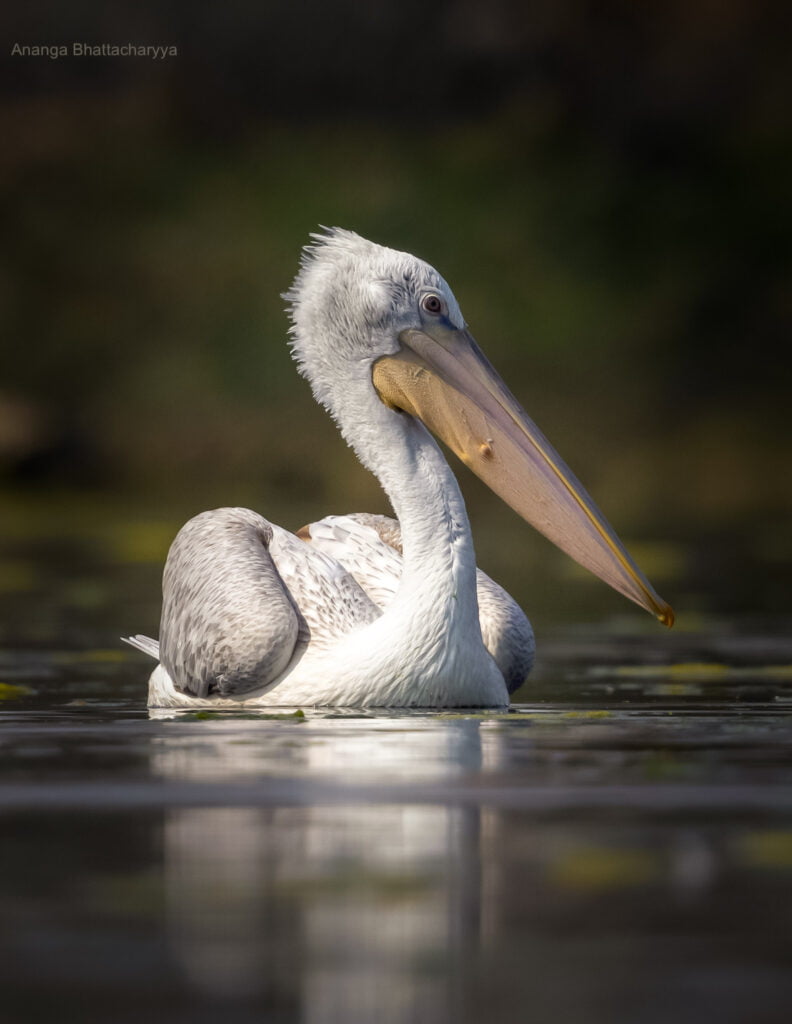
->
left=285, top=227, right=673, bottom=626
left=285, top=227, right=464, bottom=403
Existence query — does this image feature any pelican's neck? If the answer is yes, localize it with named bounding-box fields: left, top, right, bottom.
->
left=333, top=375, right=481, bottom=635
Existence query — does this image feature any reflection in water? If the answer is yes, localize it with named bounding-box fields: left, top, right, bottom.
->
left=164, top=807, right=276, bottom=997
left=150, top=719, right=498, bottom=1021
left=2, top=697, right=792, bottom=1023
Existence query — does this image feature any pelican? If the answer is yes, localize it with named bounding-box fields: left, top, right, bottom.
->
left=126, top=229, right=673, bottom=709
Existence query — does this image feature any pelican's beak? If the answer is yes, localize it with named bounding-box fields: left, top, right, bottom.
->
left=372, top=323, right=674, bottom=626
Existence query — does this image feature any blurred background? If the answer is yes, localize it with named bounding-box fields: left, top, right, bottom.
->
left=1, top=0, right=790, bottom=640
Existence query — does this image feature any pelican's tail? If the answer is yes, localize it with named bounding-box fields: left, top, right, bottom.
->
left=122, top=634, right=160, bottom=660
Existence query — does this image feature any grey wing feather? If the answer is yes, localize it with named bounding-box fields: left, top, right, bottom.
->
left=299, top=514, right=402, bottom=610
left=158, top=508, right=301, bottom=699
left=475, top=574, right=535, bottom=693
left=268, top=525, right=381, bottom=644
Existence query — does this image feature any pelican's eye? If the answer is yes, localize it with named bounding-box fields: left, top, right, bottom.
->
left=421, top=293, right=444, bottom=316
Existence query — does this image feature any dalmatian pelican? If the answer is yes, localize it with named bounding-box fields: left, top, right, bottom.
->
left=126, top=229, right=673, bottom=708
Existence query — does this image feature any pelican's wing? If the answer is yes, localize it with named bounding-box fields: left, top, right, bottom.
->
left=128, top=508, right=381, bottom=700
left=155, top=508, right=302, bottom=699
left=300, top=513, right=534, bottom=692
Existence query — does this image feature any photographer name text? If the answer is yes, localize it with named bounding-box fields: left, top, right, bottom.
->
left=11, top=43, right=178, bottom=60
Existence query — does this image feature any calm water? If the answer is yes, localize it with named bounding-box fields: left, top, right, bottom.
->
left=1, top=500, right=792, bottom=1023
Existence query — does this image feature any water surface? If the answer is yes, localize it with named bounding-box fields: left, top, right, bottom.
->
left=1, top=499, right=791, bottom=1024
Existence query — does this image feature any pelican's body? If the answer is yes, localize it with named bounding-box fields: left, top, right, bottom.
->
left=128, top=229, right=672, bottom=708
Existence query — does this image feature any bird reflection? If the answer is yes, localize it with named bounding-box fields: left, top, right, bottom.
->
left=148, top=715, right=503, bottom=1020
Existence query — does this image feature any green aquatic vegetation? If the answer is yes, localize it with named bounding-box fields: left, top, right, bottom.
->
left=737, top=830, right=792, bottom=870
left=0, top=682, right=35, bottom=700
left=177, top=708, right=307, bottom=722
left=591, top=663, right=792, bottom=683
left=645, top=682, right=704, bottom=697
left=560, top=710, right=613, bottom=719
left=550, top=845, right=659, bottom=890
